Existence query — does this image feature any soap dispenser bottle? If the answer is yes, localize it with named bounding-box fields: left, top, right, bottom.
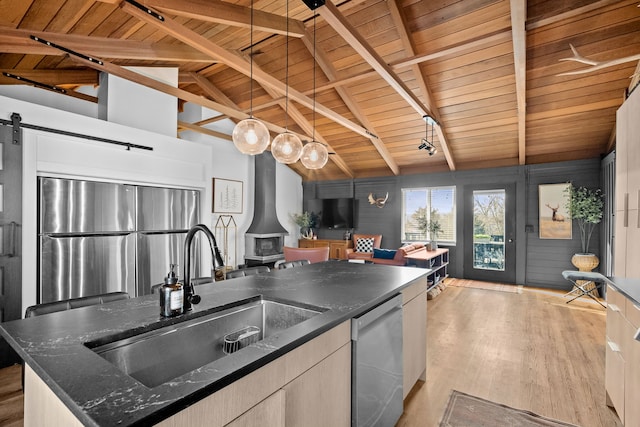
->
left=160, top=264, right=183, bottom=317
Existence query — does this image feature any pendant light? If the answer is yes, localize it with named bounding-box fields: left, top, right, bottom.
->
left=232, top=0, right=270, bottom=155
left=300, top=14, right=329, bottom=169
left=272, top=0, right=303, bottom=164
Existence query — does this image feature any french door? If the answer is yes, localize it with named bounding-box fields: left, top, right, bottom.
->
left=463, top=183, right=516, bottom=283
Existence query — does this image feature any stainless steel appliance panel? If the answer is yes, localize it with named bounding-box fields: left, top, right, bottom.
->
left=39, top=234, right=135, bottom=303
left=352, top=294, right=403, bottom=427
left=136, top=232, right=200, bottom=295
left=136, top=186, right=199, bottom=231
left=39, top=178, right=135, bottom=234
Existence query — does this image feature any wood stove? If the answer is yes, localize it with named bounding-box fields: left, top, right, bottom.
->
left=244, top=153, right=288, bottom=265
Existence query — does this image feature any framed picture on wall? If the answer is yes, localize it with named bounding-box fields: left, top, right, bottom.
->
left=539, top=183, right=572, bottom=239
left=212, top=178, right=243, bottom=214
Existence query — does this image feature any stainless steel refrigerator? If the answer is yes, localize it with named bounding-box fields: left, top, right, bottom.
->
left=38, top=177, right=200, bottom=303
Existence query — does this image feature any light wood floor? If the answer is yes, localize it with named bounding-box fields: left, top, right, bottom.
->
left=399, top=278, right=622, bottom=427
left=0, top=279, right=622, bottom=427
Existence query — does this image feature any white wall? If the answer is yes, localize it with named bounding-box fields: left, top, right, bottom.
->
left=178, top=104, right=303, bottom=265
left=98, top=68, right=178, bottom=137
left=0, top=85, right=99, bottom=118
left=1, top=90, right=303, bottom=313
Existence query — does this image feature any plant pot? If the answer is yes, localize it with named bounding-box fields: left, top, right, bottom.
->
left=570, top=253, right=600, bottom=297
left=428, top=241, right=438, bottom=251
left=571, top=253, right=599, bottom=272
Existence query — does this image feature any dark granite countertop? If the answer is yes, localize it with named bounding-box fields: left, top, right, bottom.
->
left=606, top=276, right=640, bottom=306
left=0, top=261, right=428, bottom=427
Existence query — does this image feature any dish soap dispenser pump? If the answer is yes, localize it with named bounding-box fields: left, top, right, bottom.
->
left=160, top=264, right=183, bottom=317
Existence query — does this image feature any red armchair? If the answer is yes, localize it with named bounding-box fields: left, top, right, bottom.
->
left=345, top=234, right=382, bottom=261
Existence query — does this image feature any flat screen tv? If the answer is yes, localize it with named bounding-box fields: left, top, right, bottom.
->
left=319, top=198, right=355, bottom=229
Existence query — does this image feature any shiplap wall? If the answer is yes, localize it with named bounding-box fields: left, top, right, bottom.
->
left=304, top=158, right=605, bottom=289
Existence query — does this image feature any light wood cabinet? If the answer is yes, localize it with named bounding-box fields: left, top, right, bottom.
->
left=298, top=239, right=353, bottom=260
left=605, top=285, right=640, bottom=426
left=605, top=286, right=626, bottom=418
left=25, top=322, right=350, bottom=427
left=225, top=390, right=285, bottom=427
left=401, top=278, right=427, bottom=399
left=624, top=299, right=640, bottom=427
left=283, top=343, right=351, bottom=427
left=615, top=86, right=640, bottom=277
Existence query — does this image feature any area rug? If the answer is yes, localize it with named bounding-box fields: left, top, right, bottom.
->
left=439, top=390, right=580, bottom=427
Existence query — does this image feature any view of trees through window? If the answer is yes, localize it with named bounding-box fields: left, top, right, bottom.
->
left=402, top=187, right=456, bottom=243
left=472, top=189, right=506, bottom=271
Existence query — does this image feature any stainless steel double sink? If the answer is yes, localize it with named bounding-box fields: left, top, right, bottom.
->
left=85, top=297, right=324, bottom=388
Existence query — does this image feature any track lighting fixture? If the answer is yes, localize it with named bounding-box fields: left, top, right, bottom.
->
left=419, top=115, right=438, bottom=156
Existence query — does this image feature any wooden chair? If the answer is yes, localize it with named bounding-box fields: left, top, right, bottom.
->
left=283, top=246, right=330, bottom=264
left=226, top=266, right=271, bottom=279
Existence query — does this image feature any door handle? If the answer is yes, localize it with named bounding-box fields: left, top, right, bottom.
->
left=508, top=238, right=514, bottom=243
left=0, top=221, right=18, bottom=257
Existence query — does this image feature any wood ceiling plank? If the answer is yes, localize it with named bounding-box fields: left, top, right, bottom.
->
left=317, top=1, right=434, bottom=119
left=0, top=0, right=32, bottom=28
left=527, top=0, right=633, bottom=30
left=119, top=1, right=374, bottom=141
left=46, top=0, right=94, bottom=33
left=301, top=27, right=399, bottom=175
left=17, top=0, right=67, bottom=31
left=388, top=0, right=456, bottom=173
left=146, top=0, right=306, bottom=38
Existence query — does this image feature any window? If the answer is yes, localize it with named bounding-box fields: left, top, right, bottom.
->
left=402, top=186, right=456, bottom=243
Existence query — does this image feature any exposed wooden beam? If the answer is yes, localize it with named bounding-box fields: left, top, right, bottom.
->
left=178, top=120, right=232, bottom=141
left=191, top=71, right=341, bottom=178
left=511, top=0, right=527, bottom=165
left=301, top=29, right=398, bottom=176
left=317, top=1, right=436, bottom=120
left=119, top=0, right=375, bottom=141
left=0, top=69, right=98, bottom=86
left=146, top=0, right=306, bottom=38
left=0, top=27, right=213, bottom=62
left=244, top=55, right=354, bottom=178
left=58, top=48, right=301, bottom=139
left=386, top=0, right=455, bottom=171
left=310, top=30, right=512, bottom=95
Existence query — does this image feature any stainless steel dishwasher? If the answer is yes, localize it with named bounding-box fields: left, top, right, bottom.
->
left=352, top=294, right=403, bottom=427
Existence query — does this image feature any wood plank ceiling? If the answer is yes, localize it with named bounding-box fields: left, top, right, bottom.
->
left=0, top=0, right=639, bottom=181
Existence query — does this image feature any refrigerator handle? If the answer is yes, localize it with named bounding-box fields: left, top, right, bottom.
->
left=0, top=221, right=18, bottom=257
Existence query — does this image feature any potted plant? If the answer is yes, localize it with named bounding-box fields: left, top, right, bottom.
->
left=565, top=184, right=604, bottom=271
left=290, top=211, right=317, bottom=239
left=427, top=219, right=442, bottom=251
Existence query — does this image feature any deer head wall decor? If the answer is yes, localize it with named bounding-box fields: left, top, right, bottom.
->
left=368, top=192, right=389, bottom=208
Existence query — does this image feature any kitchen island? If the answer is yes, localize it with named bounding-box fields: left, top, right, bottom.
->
left=0, top=261, right=428, bottom=427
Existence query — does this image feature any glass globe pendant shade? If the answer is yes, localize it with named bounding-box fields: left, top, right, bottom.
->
left=300, top=141, right=328, bottom=169
left=232, top=118, right=270, bottom=155
left=271, top=132, right=303, bottom=164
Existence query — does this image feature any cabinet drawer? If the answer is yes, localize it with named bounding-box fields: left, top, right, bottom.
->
left=627, top=298, right=640, bottom=329
left=605, top=339, right=625, bottom=419
left=607, top=286, right=627, bottom=317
